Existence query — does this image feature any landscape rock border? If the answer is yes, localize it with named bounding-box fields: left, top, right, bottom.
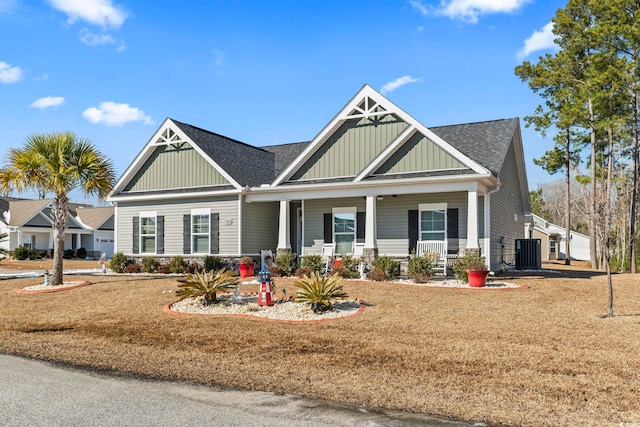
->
left=17, top=281, right=91, bottom=294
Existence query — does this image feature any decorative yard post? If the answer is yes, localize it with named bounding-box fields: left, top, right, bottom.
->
left=44, top=270, right=50, bottom=286
left=257, top=265, right=274, bottom=306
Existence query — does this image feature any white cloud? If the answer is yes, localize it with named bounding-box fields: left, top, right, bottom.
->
left=213, top=50, right=225, bottom=67
left=409, top=0, right=430, bottom=16
left=80, top=29, right=125, bottom=50
left=423, top=0, right=531, bottom=24
left=31, top=96, right=65, bottom=109
left=82, top=102, right=152, bottom=126
left=381, top=76, right=421, bottom=94
left=35, top=73, right=49, bottom=81
left=517, top=22, right=557, bottom=59
left=0, top=61, right=23, bottom=83
left=47, top=0, right=127, bottom=29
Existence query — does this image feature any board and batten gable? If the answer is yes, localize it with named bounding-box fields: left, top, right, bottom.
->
left=123, top=143, right=231, bottom=193
left=489, top=137, right=528, bottom=271
left=115, top=196, right=239, bottom=256
left=291, top=114, right=408, bottom=181
left=374, top=132, right=467, bottom=175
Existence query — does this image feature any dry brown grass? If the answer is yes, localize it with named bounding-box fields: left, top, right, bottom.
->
left=1, top=262, right=639, bottom=426
left=0, top=259, right=103, bottom=271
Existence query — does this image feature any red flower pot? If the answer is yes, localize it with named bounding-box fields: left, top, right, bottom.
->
left=467, top=269, right=490, bottom=287
left=238, top=263, right=255, bottom=278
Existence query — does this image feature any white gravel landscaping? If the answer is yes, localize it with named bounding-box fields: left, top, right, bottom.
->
left=170, top=294, right=361, bottom=321
left=21, top=281, right=88, bottom=291
left=393, top=279, right=522, bottom=289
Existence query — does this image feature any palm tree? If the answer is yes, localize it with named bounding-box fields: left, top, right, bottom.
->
left=0, top=132, right=115, bottom=285
left=0, top=232, right=7, bottom=258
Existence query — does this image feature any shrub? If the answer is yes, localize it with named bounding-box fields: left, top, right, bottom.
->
left=294, top=266, right=313, bottom=277
left=239, top=256, right=254, bottom=264
left=141, top=257, right=160, bottom=273
left=332, top=266, right=354, bottom=279
left=371, top=256, right=400, bottom=279
left=185, top=262, right=202, bottom=274
left=366, top=269, right=387, bottom=282
left=300, top=255, right=323, bottom=273
left=335, top=255, right=360, bottom=278
left=157, top=263, right=171, bottom=274
left=109, top=252, right=130, bottom=273
left=169, top=255, right=187, bottom=274
left=76, top=247, right=87, bottom=259
left=267, top=265, right=283, bottom=277
left=407, top=251, right=437, bottom=283
left=63, top=249, right=75, bottom=259
left=13, top=246, right=32, bottom=260
left=35, top=250, right=47, bottom=259
left=452, top=249, right=486, bottom=283
left=176, top=268, right=238, bottom=305
left=275, top=251, right=298, bottom=276
left=203, top=255, right=224, bottom=272
left=124, top=263, right=142, bottom=274
left=294, top=272, right=348, bottom=313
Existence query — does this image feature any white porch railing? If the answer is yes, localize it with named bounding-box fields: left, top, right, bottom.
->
left=417, top=240, right=447, bottom=275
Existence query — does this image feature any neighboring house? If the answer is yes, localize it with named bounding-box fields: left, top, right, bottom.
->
left=526, top=213, right=590, bottom=262
left=108, top=85, right=530, bottom=272
left=0, top=197, right=115, bottom=258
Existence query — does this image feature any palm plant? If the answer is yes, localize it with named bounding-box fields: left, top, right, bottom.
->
left=176, top=268, right=238, bottom=305
left=0, top=232, right=7, bottom=258
left=294, top=272, right=347, bottom=313
left=0, top=132, right=115, bottom=285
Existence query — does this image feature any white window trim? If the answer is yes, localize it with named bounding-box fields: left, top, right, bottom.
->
left=191, top=208, right=211, bottom=255
left=139, top=211, right=157, bottom=254
left=332, top=207, right=357, bottom=254
left=418, top=203, right=447, bottom=241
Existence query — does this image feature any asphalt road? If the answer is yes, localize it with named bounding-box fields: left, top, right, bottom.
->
left=0, top=354, right=483, bottom=426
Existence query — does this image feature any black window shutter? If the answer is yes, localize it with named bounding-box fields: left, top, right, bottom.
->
left=408, top=210, right=418, bottom=254
left=156, top=216, right=164, bottom=254
left=132, top=216, right=139, bottom=254
left=183, top=215, right=191, bottom=254
left=356, top=211, right=366, bottom=242
left=447, top=208, right=459, bottom=238
left=323, top=213, right=332, bottom=243
left=210, top=213, right=219, bottom=254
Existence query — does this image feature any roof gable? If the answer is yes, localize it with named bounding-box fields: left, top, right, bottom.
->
left=272, top=85, right=490, bottom=186
left=1, top=198, right=52, bottom=227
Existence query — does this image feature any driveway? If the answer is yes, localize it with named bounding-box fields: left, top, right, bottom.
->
left=1, top=354, right=482, bottom=426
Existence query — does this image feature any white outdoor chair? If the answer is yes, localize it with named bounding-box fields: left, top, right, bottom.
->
left=321, top=243, right=335, bottom=273
left=417, top=240, right=447, bottom=275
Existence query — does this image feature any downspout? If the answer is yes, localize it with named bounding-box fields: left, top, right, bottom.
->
left=484, top=183, right=501, bottom=272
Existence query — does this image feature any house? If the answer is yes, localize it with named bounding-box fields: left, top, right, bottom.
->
left=0, top=197, right=115, bottom=258
left=108, top=85, right=530, bottom=272
left=526, top=213, right=590, bottom=262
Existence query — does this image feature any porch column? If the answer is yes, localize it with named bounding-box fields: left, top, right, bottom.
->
left=467, top=190, right=479, bottom=249
left=277, top=200, right=291, bottom=251
left=75, top=233, right=81, bottom=251
left=484, top=193, right=491, bottom=266
left=17, top=231, right=22, bottom=248
left=364, top=196, right=377, bottom=249
left=48, top=232, right=54, bottom=249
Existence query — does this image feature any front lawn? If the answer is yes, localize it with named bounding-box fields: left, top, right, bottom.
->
left=0, top=265, right=638, bottom=426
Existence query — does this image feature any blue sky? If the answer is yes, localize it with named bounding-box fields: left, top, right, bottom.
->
left=1, top=0, right=566, bottom=203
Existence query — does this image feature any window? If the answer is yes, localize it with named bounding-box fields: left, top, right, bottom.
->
left=550, top=239, right=556, bottom=254
left=419, top=203, right=447, bottom=241
left=333, top=207, right=356, bottom=255
left=140, top=211, right=156, bottom=253
left=192, top=209, right=210, bottom=254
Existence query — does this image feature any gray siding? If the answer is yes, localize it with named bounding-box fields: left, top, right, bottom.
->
left=241, top=200, right=279, bottom=256
left=116, top=196, right=239, bottom=256
left=24, top=213, right=51, bottom=227
left=291, top=115, right=408, bottom=181
left=375, top=132, right=466, bottom=175
left=100, top=216, right=114, bottom=230
left=489, top=140, right=526, bottom=271
left=124, top=144, right=230, bottom=192
left=302, top=198, right=366, bottom=254
left=376, top=193, right=470, bottom=256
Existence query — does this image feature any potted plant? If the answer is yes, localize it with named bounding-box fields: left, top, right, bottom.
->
left=237, top=256, right=255, bottom=278
left=466, top=260, right=490, bottom=287
left=452, top=249, right=490, bottom=287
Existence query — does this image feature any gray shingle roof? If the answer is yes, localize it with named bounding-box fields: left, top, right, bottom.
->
left=262, top=141, right=310, bottom=176
left=172, top=119, right=275, bottom=187
left=429, top=118, right=519, bottom=178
